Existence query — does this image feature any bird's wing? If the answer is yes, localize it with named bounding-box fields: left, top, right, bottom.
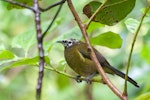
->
left=94, top=49, right=112, bottom=67
left=78, top=47, right=92, bottom=60
left=79, top=50, right=91, bottom=60
left=78, top=45, right=108, bottom=65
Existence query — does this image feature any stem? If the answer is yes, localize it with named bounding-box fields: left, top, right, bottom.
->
left=85, top=84, right=93, bottom=100
left=44, top=66, right=101, bottom=83
left=0, top=0, right=33, bottom=10
left=33, top=0, right=44, bottom=100
left=39, top=0, right=66, bottom=12
left=124, top=5, right=150, bottom=95
left=42, top=4, right=63, bottom=38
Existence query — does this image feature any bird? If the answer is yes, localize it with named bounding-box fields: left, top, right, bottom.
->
left=57, top=39, right=139, bottom=87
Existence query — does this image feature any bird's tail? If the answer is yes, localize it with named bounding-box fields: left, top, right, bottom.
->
left=110, top=66, right=139, bottom=87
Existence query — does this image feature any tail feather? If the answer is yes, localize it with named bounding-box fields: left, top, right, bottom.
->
left=110, top=66, right=139, bottom=87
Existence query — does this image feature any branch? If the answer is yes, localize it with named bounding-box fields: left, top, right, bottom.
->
left=33, top=0, right=44, bottom=100
left=66, top=0, right=126, bottom=99
left=44, top=66, right=102, bottom=83
left=39, top=0, right=66, bottom=12
left=124, top=4, right=150, bottom=96
left=0, top=0, right=33, bottom=11
left=42, top=4, right=63, bottom=38
left=85, top=85, right=93, bottom=100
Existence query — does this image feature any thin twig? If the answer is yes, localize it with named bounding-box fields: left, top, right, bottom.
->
left=66, top=0, right=126, bottom=99
left=0, top=0, right=33, bottom=11
left=123, top=4, right=150, bottom=96
left=42, top=4, right=63, bottom=38
left=33, top=0, right=44, bottom=100
left=39, top=0, right=66, bottom=12
left=44, top=66, right=102, bottom=83
left=85, top=84, right=93, bottom=100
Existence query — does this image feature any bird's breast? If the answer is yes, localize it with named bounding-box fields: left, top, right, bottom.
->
left=64, top=46, right=97, bottom=76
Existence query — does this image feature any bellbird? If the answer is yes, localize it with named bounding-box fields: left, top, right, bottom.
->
left=57, top=39, right=139, bottom=87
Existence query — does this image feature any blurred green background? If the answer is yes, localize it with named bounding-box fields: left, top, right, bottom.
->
left=0, top=0, right=150, bottom=100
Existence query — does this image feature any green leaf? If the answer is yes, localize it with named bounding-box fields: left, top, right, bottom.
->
left=141, top=44, right=150, bottom=64
left=83, top=0, right=135, bottom=26
left=135, top=92, right=150, bottom=100
left=0, top=57, right=38, bottom=71
left=125, top=18, right=140, bottom=33
left=90, top=31, right=122, bottom=48
left=6, top=0, right=42, bottom=10
left=0, top=56, right=50, bottom=71
left=11, top=30, right=36, bottom=55
left=0, top=50, right=15, bottom=60
left=141, top=7, right=150, bottom=16
left=87, top=21, right=104, bottom=33
left=44, top=56, right=50, bottom=65
left=7, top=0, right=32, bottom=10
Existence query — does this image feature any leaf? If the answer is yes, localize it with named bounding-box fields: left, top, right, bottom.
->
left=0, top=56, right=50, bottom=71
left=44, top=56, right=51, bottom=65
left=141, top=7, right=150, bottom=16
left=90, top=31, right=122, bottom=48
left=125, top=18, right=140, bottom=33
left=141, top=44, right=150, bottom=64
left=6, top=0, right=42, bottom=10
left=87, top=21, right=104, bottom=33
left=0, top=50, right=15, bottom=60
left=135, top=92, right=150, bottom=100
left=11, top=30, right=36, bottom=54
left=83, top=0, right=135, bottom=26
left=7, top=0, right=33, bottom=10
left=0, top=57, right=38, bottom=71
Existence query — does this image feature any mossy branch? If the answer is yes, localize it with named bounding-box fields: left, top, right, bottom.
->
left=44, top=66, right=102, bottom=83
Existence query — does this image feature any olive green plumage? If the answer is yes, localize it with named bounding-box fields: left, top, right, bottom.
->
left=58, top=39, right=139, bottom=87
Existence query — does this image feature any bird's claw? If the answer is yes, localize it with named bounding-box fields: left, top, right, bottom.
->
left=75, top=75, right=82, bottom=83
left=85, top=78, right=92, bottom=84
left=75, top=75, right=93, bottom=84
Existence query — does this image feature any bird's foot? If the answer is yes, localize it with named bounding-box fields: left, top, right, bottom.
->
left=75, top=75, right=82, bottom=83
left=84, top=72, right=97, bottom=84
left=85, top=78, right=92, bottom=84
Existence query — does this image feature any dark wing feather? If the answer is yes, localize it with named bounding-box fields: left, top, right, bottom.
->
left=79, top=50, right=91, bottom=60
left=77, top=42, right=92, bottom=60
left=77, top=43, right=111, bottom=68
left=94, top=48, right=111, bottom=67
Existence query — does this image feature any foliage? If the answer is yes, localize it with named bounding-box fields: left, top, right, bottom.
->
left=0, top=0, right=150, bottom=100
left=90, top=31, right=122, bottom=48
left=83, top=0, right=135, bottom=25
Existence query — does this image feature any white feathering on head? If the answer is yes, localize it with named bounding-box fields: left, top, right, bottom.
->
left=61, top=39, right=79, bottom=48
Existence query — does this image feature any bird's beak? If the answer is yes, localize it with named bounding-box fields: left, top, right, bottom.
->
left=57, top=40, right=63, bottom=44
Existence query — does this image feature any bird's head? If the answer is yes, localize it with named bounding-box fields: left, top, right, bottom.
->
left=57, top=39, right=79, bottom=48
